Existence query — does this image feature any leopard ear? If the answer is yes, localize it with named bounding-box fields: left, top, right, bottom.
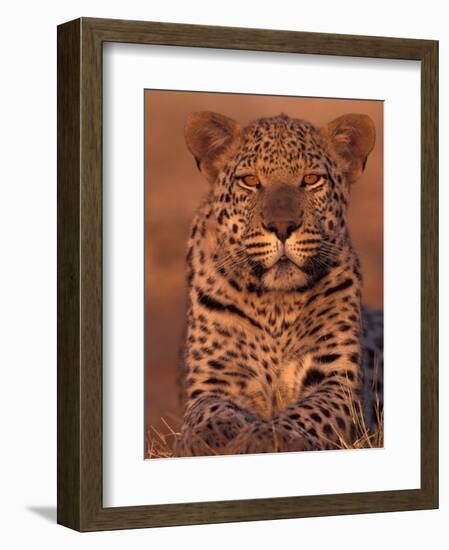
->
left=326, top=114, right=376, bottom=184
left=185, top=111, right=242, bottom=184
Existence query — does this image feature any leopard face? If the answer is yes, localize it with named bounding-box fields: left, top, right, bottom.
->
left=185, top=112, right=374, bottom=292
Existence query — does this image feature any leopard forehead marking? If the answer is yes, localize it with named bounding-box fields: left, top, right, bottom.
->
left=238, top=114, right=332, bottom=178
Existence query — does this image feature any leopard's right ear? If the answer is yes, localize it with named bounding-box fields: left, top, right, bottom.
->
left=185, top=111, right=242, bottom=184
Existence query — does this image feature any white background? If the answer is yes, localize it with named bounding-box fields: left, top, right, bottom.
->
left=0, top=1, right=446, bottom=548
left=103, top=44, right=421, bottom=506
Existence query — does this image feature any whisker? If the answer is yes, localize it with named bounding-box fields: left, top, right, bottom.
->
left=213, top=247, right=252, bottom=272
left=321, top=240, right=345, bottom=253
left=310, top=255, right=333, bottom=270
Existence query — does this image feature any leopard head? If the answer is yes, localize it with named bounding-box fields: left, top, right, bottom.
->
left=185, top=111, right=375, bottom=291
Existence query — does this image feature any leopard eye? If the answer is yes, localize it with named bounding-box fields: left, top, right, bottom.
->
left=240, top=174, right=260, bottom=188
left=302, top=173, right=326, bottom=188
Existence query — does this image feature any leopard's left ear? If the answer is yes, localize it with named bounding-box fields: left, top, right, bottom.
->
left=326, top=114, right=376, bottom=184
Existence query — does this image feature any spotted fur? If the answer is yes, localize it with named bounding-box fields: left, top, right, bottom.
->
left=174, top=112, right=383, bottom=456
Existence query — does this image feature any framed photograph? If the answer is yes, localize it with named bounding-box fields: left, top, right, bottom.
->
left=57, top=17, right=438, bottom=531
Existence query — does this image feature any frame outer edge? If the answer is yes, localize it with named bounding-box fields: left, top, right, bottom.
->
left=420, top=39, right=439, bottom=508
left=79, top=17, right=105, bottom=531
left=80, top=16, right=433, bottom=60
left=57, top=18, right=82, bottom=530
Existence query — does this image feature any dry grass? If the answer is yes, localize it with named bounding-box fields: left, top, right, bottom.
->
left=329, top=388, right=384, bottom=451
left=146, top=416, right=181, bottom=459
left=321, top=354, right=384, bottom=451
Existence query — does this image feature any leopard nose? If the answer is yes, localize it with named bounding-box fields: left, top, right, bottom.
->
left=263, top=220, right=299, bottom=242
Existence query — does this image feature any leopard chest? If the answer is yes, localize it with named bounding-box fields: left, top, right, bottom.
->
left=243, top=335, right=306, bottom=419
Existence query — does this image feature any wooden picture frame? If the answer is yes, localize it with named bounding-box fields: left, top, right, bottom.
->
left=57, top=17, right=438, bottom=531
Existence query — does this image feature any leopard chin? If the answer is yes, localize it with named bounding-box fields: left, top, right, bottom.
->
left=261, top=258, right=309, bottom=291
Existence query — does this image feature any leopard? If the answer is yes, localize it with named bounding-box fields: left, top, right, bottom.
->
left=174, top=111, right=383, bottom=457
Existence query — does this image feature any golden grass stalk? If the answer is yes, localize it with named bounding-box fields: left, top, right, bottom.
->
left=146, top=417, right=181, bottom=459
left=325, top=353, right=384, bottom=451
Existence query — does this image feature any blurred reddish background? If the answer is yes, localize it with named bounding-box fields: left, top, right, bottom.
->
left=144, top=90, right=383, bottom=448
